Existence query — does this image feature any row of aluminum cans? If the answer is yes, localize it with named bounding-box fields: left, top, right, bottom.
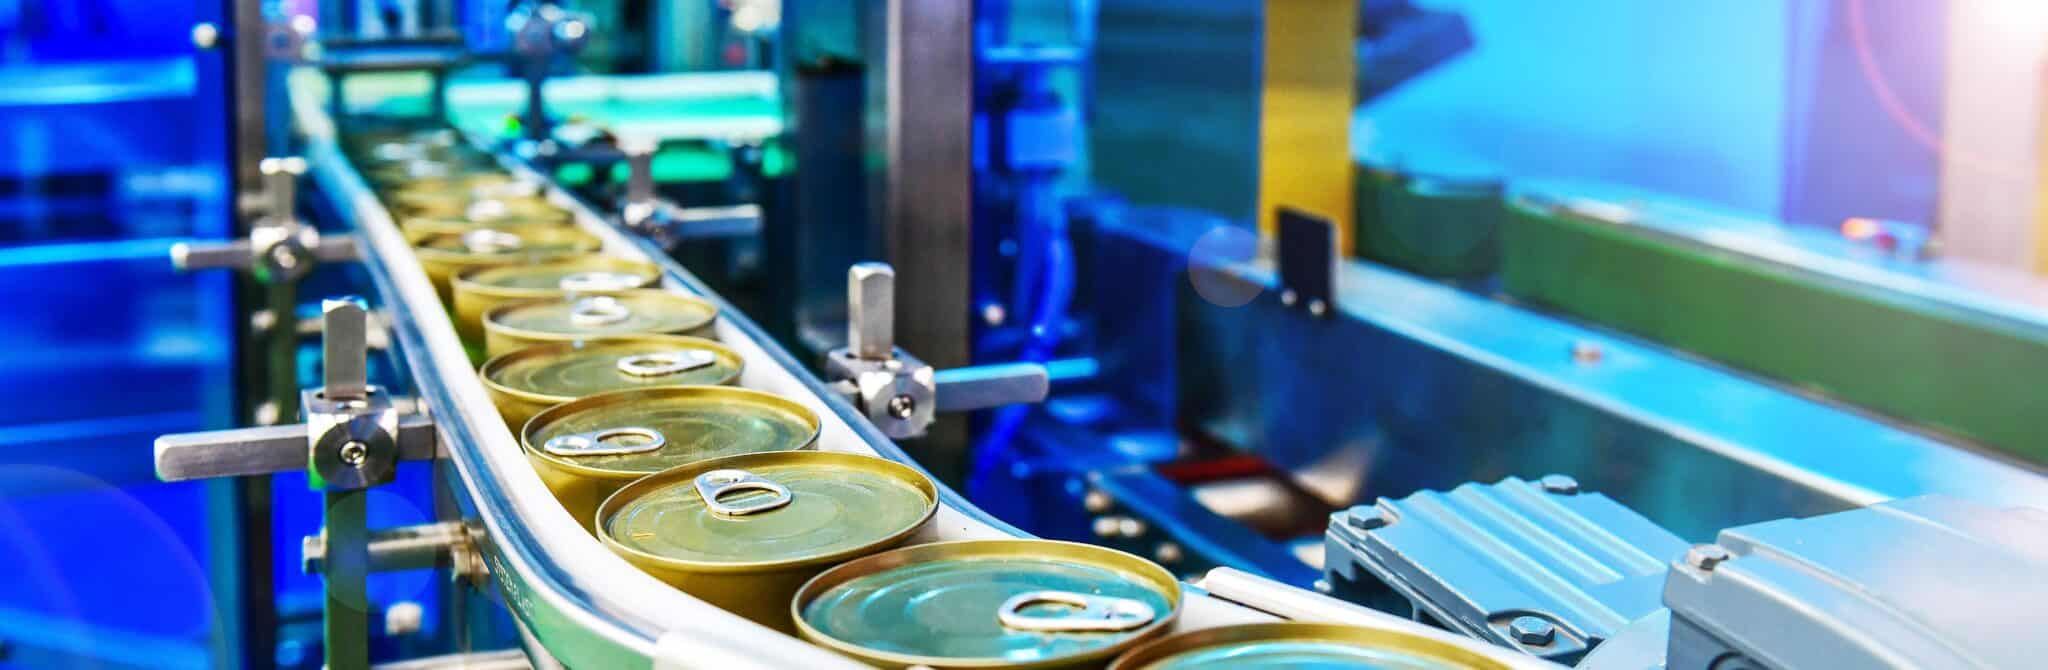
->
left=342, top=126, right=1500, bottom=669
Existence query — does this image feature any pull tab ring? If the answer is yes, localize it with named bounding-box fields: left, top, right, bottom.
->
left=569, top=296, right=632, bottom=327
left=615, top=350, right=717, bottom=377
left=460, top=228, right=524, bottom=253
left=693, top=469, right=793, bottom=516
left=541, top=426, right=665, bottom=457
left=559, top=270, right=646, bottom=292
left=996, top=591, right=1157, bottom=633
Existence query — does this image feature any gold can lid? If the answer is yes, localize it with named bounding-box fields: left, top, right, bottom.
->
left=485, top=290, right=717, bottom=341
left=481, top=336, right=742, bottom=402
left=522, top=386, right=819, bottom=477
left=1107, top=623, right=1510, bottom=670
left=598, top=451, right=937, bottom=569
left=410, top=226, right=601, bottom=261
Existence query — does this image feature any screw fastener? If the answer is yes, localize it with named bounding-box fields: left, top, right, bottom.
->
left=1686, top=544, right=1733, bottom=571
left=1508, top=616, right=1555, bottom=646
left=1346, top=505, right=1388, bottom=530
left=338, top=441, right=369, bottom=467
left=1537, top=474, right=1581, bottom=495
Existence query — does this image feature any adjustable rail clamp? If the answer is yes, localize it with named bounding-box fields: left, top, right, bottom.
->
left=824, top=263, right=1052, bottom=439
left=618, top=137, right=764, bottom=250
left=155, top=298, right=460, bottom=670
left=172, top=157, right=361, bottom=281
left=1276, top=207, right=1338, bottom=318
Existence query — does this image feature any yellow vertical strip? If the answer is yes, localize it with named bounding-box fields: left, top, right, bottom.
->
left=2037, top=59, right=2048, bottom=276
left=1260, top=0, right=1359, bottom=255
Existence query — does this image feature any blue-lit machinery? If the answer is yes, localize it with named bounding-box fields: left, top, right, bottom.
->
left=3, top=1, right=2047, bottom=669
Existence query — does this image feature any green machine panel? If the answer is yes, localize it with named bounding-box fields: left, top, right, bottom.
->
left=1353, top=154, right=1504, bottom=279
left=1500, top=181, right=2048, bottom=464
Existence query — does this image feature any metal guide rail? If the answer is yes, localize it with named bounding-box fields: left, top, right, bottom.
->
left=279, top=69, right=1555, bottom=669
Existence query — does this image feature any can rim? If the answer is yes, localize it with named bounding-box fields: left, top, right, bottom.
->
left=1103, top=622, right=1512, bottom=670
left=519, top=385, right=820, bottom=479
left=593, top=450, right=939, bottom=573
left=479, top=335, right=745, bottom=406
left=789, top=539, right=1185, bottom=669
left=408, top=226, right=602, bottom=263
left=454, top=255, right=661, bottom=301
left=482, top=289, right=719, bottom=343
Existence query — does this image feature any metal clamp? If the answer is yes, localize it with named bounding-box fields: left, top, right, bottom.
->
left=693, top=469, right=794, bottom=516
left=996, top=591, right=1157, bottom=632
left=153, top=297, right=441, bottom=485
left=170, top=157, right=361, bottom=282
left=615, top=350, right=717, bottom=378
left=618, top=137, right=764, bottom=247
left=825, top=263, right=1050, bottom=439
left=302, top=520, right=483, bottom=579
left=541, top=427, right=665, bottom=457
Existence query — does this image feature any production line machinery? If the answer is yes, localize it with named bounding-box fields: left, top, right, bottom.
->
left=138, top=58, right=1586, bottom=669
left=106, top=3, right=2048, bottom=668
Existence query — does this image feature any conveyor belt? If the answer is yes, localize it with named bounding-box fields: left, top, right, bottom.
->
left=286, top=68, right=1545, bottom=669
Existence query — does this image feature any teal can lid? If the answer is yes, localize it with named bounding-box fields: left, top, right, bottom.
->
left=795, top=540, right=1181, bottom=667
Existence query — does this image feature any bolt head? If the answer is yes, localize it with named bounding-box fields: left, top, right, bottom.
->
left=1280, top=289, right=1299, bottom=306
left=1307, top=299, right=1327, bottom=317
left=1537, top=474, right=1581, bottom=495
left=1571, top=340, right=1604, bottom=364
left=1346, top=505, right=1388, bottom=530
left=191, top=23, right=220, bottom=49
left=1082, top=489, right=1113, bottom=513
left=1153, top=542, right=1183, bottom=564
left=887, top=394, right=917, bottom=419
left=338, top=440, right=369, bottom=467
left=1092, top=516, right=1121, bottom=538
left=1508, top=616, right=1555, bottom=646
left=1685, top=543, right=1733, bottom=571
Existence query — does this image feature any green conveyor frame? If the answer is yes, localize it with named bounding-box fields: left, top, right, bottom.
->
left=1500, top=181, right=2048, bottom=464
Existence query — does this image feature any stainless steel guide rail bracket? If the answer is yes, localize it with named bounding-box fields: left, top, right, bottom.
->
left=171, top=156, right=362, bottom=280
left=618, top=138, right=764, bottom=248
left=824, top=262, right=1052, bottom=439
left=153, top=297, right=431, bottom=670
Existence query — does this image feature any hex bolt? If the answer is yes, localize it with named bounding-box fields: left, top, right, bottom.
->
left=1153, top=542, right=1184, bottom=564
left=1307, top=299, right=1328, bottom=317
left=1092, top=516, right=1122, bottom=538
left=1537, top=474, right=1580, bottom=495
left=1082, top=489, right=1113, bottom=513
left=1346, top=505, right=1388, bottom=530
left=1280, top=289, right=1299, bottom=306
left=1508, top=616, right=1555, bottom=646
left=339, top=441, right=369, bottom=467
left=887, top=394, right=917, bottom=420
left=1685, top=544, right=1733, bottom=571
